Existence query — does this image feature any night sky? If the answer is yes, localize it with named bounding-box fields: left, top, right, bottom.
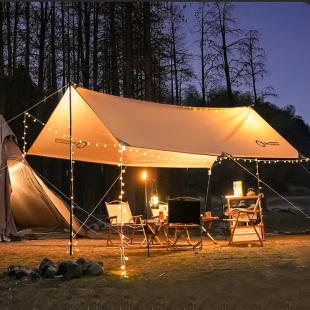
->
left=184, top=2, right=310, bottom=125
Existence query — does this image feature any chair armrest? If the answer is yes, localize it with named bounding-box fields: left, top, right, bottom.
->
left=132, top=215, right=142, bottom=218
left=108, top=215, right=117, bottom=219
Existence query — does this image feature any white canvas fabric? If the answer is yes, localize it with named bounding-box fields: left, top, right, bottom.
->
left=27, top=86, right=299, bottom=168
left=0, top=116, right=82, bottom=233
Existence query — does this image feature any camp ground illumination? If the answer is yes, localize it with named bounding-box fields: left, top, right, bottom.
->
left=25, top=84, right=303, bottom=275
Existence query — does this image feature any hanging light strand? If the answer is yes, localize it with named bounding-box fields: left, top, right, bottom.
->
left=22, top=113, right=28, bottom=158
left=118, top=144, right=128, bottom=278
left=218, top=156, right=309, bottom=164
left=26, top=112, right=45, bottom=126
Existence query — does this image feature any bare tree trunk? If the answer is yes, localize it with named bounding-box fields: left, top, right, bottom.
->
left=61, top=2, right=66, bottom=87
left=250, top=57, right=258, bottom=104
left=124, top=2, right=132, bottom=98
left=170, top=42, right=174, bottom=104
left=24, top=2, right=30, bottom=108
left=77, top=2, right=83, bottom=85
left=66, top=3, right=71, bottom=84
left=72, top=12, right=76, bottom=83
left=172, top=21, right=179, bottom=105
left=200, top=6, right=206, bottom=106
left=51, top=2, right=57, bottom=92
left=221, top=29, right=234, bottom=104
left=93, top=3, right=99, bottom=91
left=25, top=2, right=30, bottom=73
left=6, top=3, right=12, bottom=80
left=38, top=2, right=47, bottom=96
left=143, top=2, right=153, bottom=101
left=12, top=3, right=18, bottom=75
left=0, top=3, right=5, bottom=114
left=110, top=3, right=119, bottom=95
left=83, top=2, right=90, bottom=88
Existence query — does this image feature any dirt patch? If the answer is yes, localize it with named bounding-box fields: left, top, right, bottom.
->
left=0, top=234, right=310, bottom=309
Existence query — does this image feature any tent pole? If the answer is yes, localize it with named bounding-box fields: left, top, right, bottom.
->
left=144, top=178, right=150, bottom=257
left=69, top=82, right=74, bottom=255
left=256, top=159, right=261, bottom=194
left=204, top=168, right=211, bottom=214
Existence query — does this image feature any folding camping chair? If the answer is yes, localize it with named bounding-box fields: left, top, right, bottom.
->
left=105, top=200, right=146, bottom=246
left=165, top=197, right=203, bottom=250
left=224, top=194, right=264, bottom=246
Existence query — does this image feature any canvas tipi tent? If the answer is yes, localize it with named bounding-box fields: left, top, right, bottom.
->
left=28, top=86, right=300, bottom=165
left=0, top=115, right=82, bottom=234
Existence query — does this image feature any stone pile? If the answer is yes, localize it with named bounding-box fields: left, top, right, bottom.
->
left=6, top=257, right=103, bottom=281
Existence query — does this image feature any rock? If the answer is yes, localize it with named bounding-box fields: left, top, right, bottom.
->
left=39, top=258, right=54, bottom=271
left=76, top=257, right=86, bottom=265
left=81, top=260, right=95, bottom=274
left=43, top=265, right=58, bottom=279
left=64, top=263, right=83, bottom=280
left=6, top=265, right=22, bottom=277
left=57, top=261, right=82, bottom=280
left=85, top=262, right=103, bottom=276
left=57, top=260, right=76, bottom=275
left=15, top=267, right=33, bottom=279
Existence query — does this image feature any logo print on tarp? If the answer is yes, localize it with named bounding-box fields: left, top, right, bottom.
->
left=255, top=140, right=279, bottom=147
left=55, top=139, right=88, bottom=148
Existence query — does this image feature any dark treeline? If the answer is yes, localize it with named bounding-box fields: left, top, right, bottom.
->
left=0, top=2, right=309, bottom=217
left=0, top=2, right=281, bottom=112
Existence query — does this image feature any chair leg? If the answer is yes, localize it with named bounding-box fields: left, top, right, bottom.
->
left=107, top=223, right=114, bottom=246
left=246, top=213, right=263, bottom=246
left=229, top=213, right=240, bottom=245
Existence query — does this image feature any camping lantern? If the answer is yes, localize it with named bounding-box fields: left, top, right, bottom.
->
left=150, top=189, right=159, bottom=208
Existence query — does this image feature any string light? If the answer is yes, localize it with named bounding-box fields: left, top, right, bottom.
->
left=22, top=112, right=45, bottom=160
left=119, top=144, right=128, bottom=278
left=217, top=156, right=309, bottom=164
left=22, top=113, right=27, bottom=158
left=25, top=122, right=309, bottom=165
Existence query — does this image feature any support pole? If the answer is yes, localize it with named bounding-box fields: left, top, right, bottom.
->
left=256, top=159, right=261, bottom=194
left=69, top=82, right=74, bottom=255
left=204, top=168, right=211, bottom=214
left=144, top=179, right=150, bottom=257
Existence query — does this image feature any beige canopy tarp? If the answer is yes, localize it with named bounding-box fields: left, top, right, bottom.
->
left=27, top=86, right=299, bottom=167
left=0, top=115, right=81, bottom=233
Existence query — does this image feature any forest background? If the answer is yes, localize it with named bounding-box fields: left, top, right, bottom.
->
left=0, top=2, right=309, bottom=218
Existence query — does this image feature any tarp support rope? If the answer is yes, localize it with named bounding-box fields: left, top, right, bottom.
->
left=34, top=169, right=122, bottom=236
left=73, top=167, right=128, bottom=238
left=0, top=155, right=24, bottom=173
left=227, top=155, right=310, bottom=219
left=299, top=162, right=310, bottom=175
left=0, top=84, right=67, bottom=129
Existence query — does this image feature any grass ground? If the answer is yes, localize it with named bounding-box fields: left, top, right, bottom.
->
left=0, top=197, right=309, bottom=309
left=0, top=233, right=309, bottom=309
